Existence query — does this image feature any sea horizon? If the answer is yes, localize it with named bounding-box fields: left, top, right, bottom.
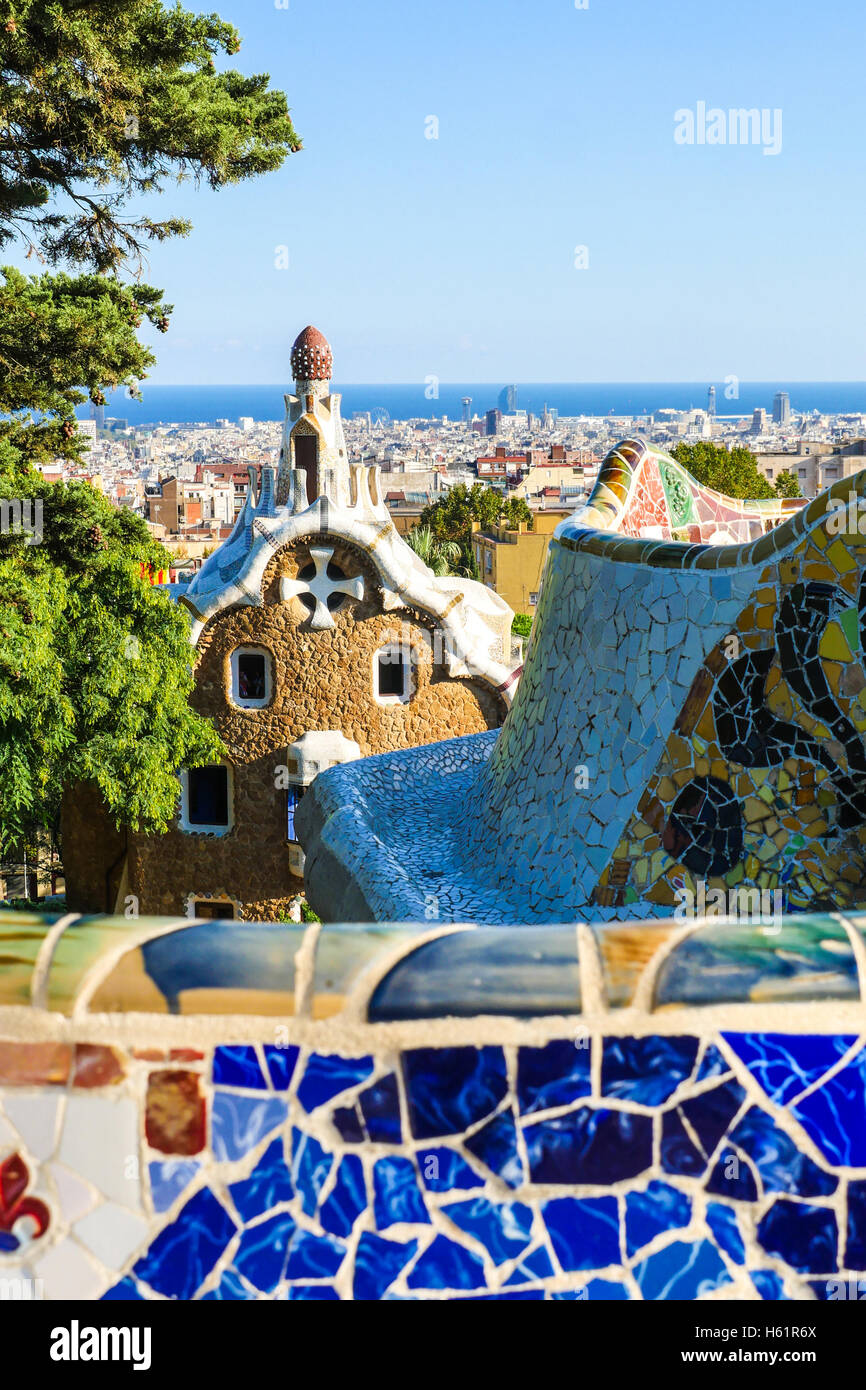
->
left=76, top=380, right=866, bottom=427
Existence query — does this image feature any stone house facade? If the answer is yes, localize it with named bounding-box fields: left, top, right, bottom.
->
left=62, top=328, right=519, bottom=921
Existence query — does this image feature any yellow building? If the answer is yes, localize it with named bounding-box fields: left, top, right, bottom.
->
left=472, top=511, right=567, bottom=616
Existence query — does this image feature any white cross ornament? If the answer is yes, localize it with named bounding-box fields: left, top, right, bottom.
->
left=280, top=545, right=364, bottom=630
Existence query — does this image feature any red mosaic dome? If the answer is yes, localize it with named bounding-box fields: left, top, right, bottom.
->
left=291, top=325, right=333, bottom=382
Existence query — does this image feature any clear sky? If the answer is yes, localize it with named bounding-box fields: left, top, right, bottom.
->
left=58, top=0, right=866, bottom=384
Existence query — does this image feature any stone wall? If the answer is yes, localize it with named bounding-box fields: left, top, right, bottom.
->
left=65, top=537, right=504, bottom=920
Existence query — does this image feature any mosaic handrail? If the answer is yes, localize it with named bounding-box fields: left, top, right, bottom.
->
left=1, top=910, right=865, bottom=1024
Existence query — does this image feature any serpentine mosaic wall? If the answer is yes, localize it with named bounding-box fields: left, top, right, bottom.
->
left=298, top=440, right=866, bottom=926
left=0, top=910, right=864, bottom=1302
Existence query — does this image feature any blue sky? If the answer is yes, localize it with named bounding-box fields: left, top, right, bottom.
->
left=41, top=0, right=866, bottom=383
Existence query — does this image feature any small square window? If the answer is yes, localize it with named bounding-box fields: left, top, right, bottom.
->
left=287, top=784, right=306, bottom=843
left=374, top=645, right=412, bottom=703
left=230, top=647, right=272, bottom=709
left=238, top=653, right=265, bottom=699
left=529, top=592, right=539, bottom=606
left=185, top=766, right=230, bottom=831
left=378, top=651, right=405, bottom=698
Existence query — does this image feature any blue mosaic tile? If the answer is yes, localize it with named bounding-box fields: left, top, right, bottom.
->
left=297, top=1053, right=374, bottom=1112
left=418, top=1147, right=481, bottom=1192
left=285, top=1229, right=346, bottom=1280
left=373, top=1157, right=430, bottom=1229
left=525, top=1106, right=653, bottom=1184
left=234, top=1212, right=295, bottom=1293
left=332, top=1104, right=364, bottom=1143
left=228, top=1137, right=293, bottom=1223
left=200, top=1268, right=256, bottom=1301
left=407, top=1234, right=487, bottom=1291
left=101, top=1277, right=144, bottom=1301
left=288, top=1285, right=340, bottom=1300
left=601, top=1036, right=699, bottom=1105
left=212, top=1045, right=268, bottom=1089
left=582, top=1278, right=630, bottom=1300
left=403, top=1046, right=508, bottom=1139
left=464, top=1108, right=524, bottom=1187
left=625, top=1182, right=691, bottom=1257
left=633, top=1239, right=732, bottom=1300
left=675, top=1079, right=747, bottom=1158
left=148, top=1160, right=200, bottom=1214
left=542, top=1196, right=620, bottom=1271
left=442, top=1196, right=534, bottom=1265
left=846, top=1181, right=866, bottom=1270
left=705, top=1149, right=759, bottom=1202
left=757, top=1199, right=838, bottom=1274
left=291, top=1128, right=333, bottom=1217
left=660, top=1108, right=705, bottom=1177
left=694, top=1045, right=730, bottom=1084
left=722, top=1033, right=857, bottom=1108
left=750, top=1269, right=789, bottom=1301
left=263, top=1044, right=299, bottom=1091
left=211, top=1092, right=288, bottom=1162
left=790, top=1047, right=866, bottom=1167
left=358, top=1073, right=402, bottom=1144
left=807, top=1277, right=849, bottom=1301
left=353, top=1231, right=419, bottom=1300
left=134, top=1188, right=237, bottom=1300
left=726, top=1108, right=837, bottom=1197
left=504, top=1245, right=555, bottom=1285
left=319, top=1155, right=366, bottom=1238
left=706, top=1203, right=745, bottom=1264
left=516, top=1040, right=592, bottom=1115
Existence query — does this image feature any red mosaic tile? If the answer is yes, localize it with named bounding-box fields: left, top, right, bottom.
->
left=145, top=1070, right=206, bottom=1155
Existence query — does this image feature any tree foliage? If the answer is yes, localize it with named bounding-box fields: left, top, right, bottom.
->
left=0, top=474, right=223, bottom=853
left=404, top=525, right=462, bottom=577
left=0, top=2, right=298, bottom=856
left=419, top=484, right=533, bottom=573
left=774, top=468, right=803, bottom=498
left=0, top=0, right=300, bottom=271
left=670, top=441, right=775, bottom=500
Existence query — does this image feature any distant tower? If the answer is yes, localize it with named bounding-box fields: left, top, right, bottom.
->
left=485, top=408, right=502, bottom=437
left=498, top=385, right=517, bottom=413
left=773, top=391, right=791, bottom=426
left=707, top=386, right=716, bottom=418
left=89, top=400, right=105, bottom=431
left=461, top=397, right=472, bottom=424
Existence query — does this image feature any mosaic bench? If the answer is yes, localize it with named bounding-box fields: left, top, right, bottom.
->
left=0, top=909, right=864, bottom=1302
left=297, top=438, right=866, bottom=926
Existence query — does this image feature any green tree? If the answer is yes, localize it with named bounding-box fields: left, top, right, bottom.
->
left=774, top=468, right=803, bottom=499
left=0, top=475, right=223, bottom=854
left=419, top=483, right=533, bottom=573
left=404, top=525, right=462, bottom=577
left=670, top=441, right=775, bottom=500
left=0, top=2, right=299, bottom=857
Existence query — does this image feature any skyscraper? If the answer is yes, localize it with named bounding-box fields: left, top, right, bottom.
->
left=773, top=391, right=791, bottom=426
left=707, top=386, right=716, bottom=418
left=461, top=397, right=472, bottom=424
left=498, top=385, right=517, bottom=413
left=89, top=400, right=105, bottom=430
left=486, top=408, right=502, bottom=437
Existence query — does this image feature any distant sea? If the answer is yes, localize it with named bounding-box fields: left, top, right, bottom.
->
left=75, top=382, right=866, bottom=427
